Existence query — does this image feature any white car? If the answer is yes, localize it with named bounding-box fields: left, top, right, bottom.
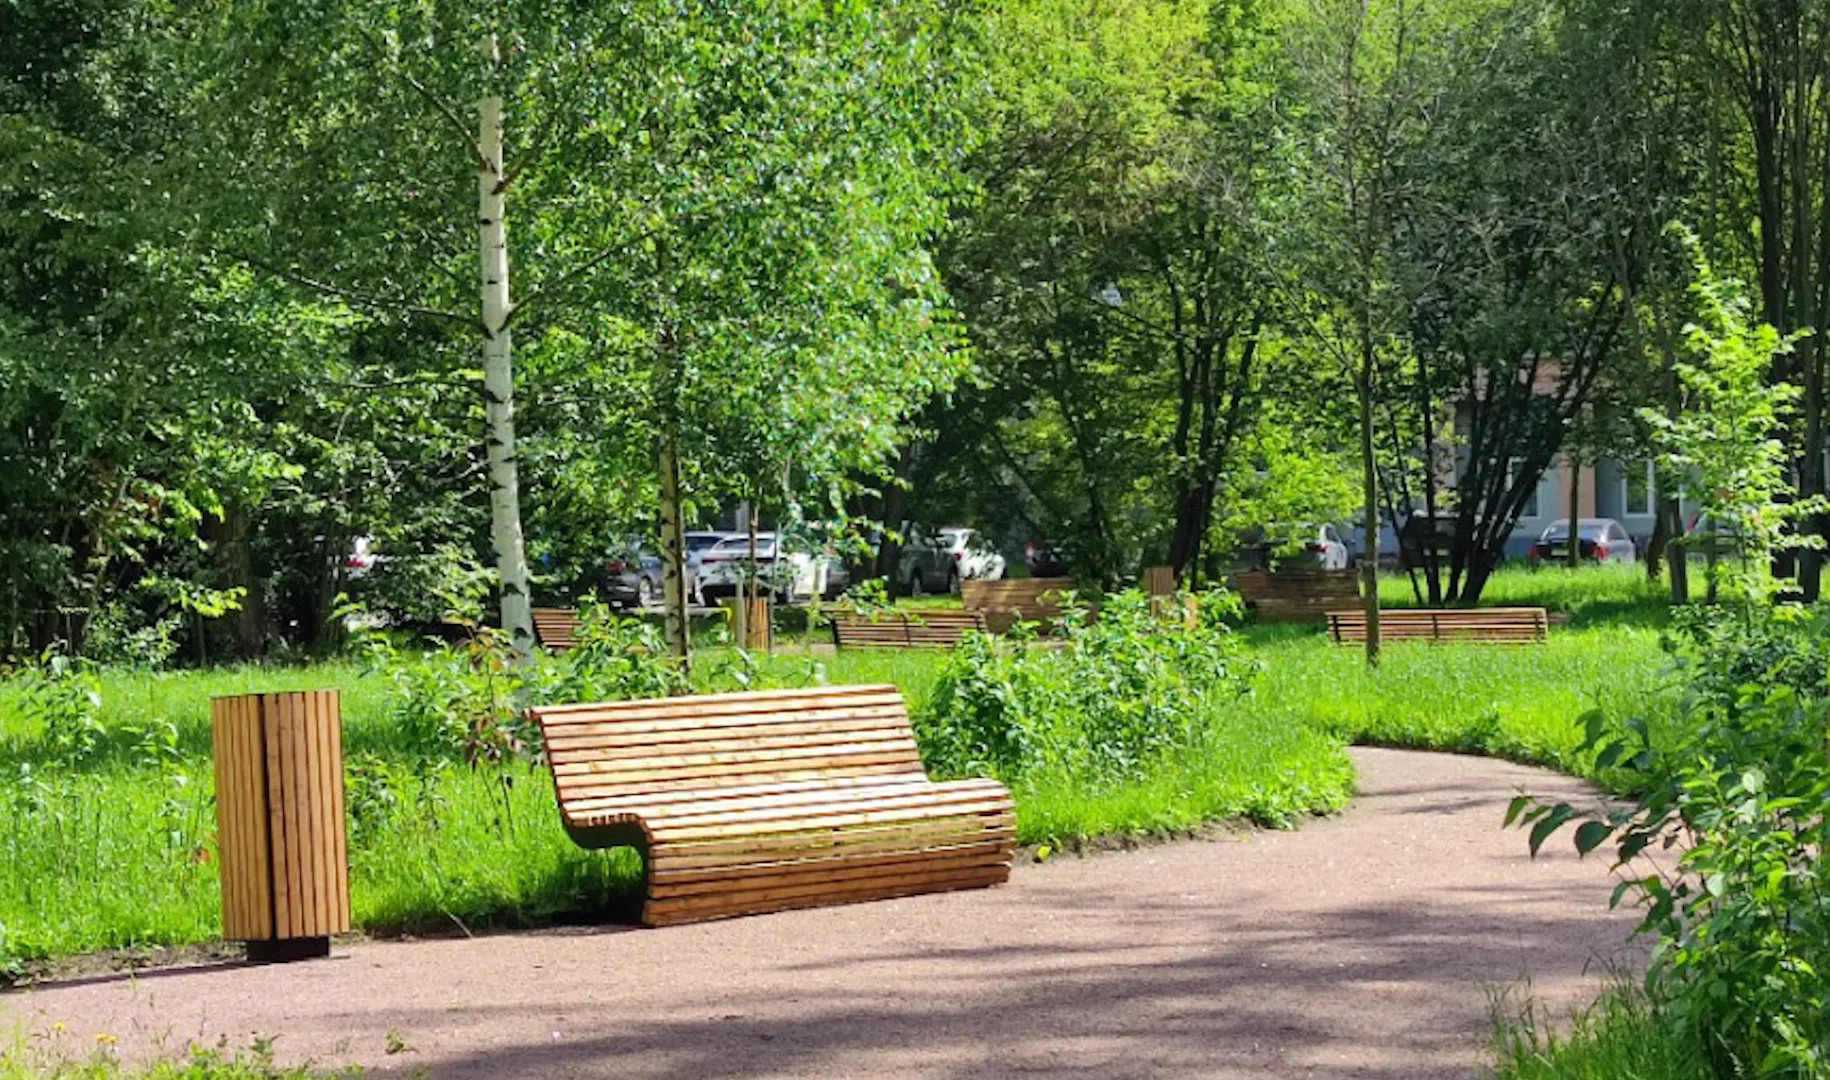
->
left=696, top=533, right=824, bottom=602
left=900, top=527, right=1007, bottom=596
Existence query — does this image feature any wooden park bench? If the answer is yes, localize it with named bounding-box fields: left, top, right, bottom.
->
left=830, top=610, right=988, bottom=650
left=961, top=577, right=1073, bottom=633
left=1233, top=569, right=1359, bottom=623
left=530, top=685, right=1016, bottom=927
left=533, top=607, right=582, bottom=652
left=1326, top=607, right=1550, bottom=645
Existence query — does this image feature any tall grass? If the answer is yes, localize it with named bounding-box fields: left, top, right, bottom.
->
left=1486, top=987, right=1710, bottom=1080
left=1379, top=563, right=1672, bottom=629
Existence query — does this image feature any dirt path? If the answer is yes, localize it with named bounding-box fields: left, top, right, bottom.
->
left=4, top=749, right=1639, bottom=1079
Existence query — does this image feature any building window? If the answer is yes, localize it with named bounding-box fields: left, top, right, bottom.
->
left=1512, top=458, right=1540, bottom=517
left=1623, top=460, right=1654, bottom=516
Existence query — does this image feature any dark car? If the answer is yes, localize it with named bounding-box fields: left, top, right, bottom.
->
left=601, top=542, right=664, bottom=608
left=1025, top=540, right=1068, bottom=578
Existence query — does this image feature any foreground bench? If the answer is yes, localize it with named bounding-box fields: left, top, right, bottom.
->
left=531, top=685, right=1016, bottom=926
left=1234, top=569, right=1359, bottom=623
left=533, top=607, right=581, bottom=652
left=1326, top=607, right=1550, bottom=645
left=830, top=610, right=988, bottom=649
left=961, top=578, right=1072, bottom=633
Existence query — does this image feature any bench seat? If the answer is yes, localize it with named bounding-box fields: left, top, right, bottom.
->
left=1326, top=607, right=1550, bottom=644
left=532, top=685, right=1015, bottom=926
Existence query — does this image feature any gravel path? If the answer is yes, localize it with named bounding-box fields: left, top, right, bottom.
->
left=4, top=748, right=1639, bottom=1079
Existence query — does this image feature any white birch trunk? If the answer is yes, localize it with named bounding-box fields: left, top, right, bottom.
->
left=658, top=427, right=692, bottom=669
left=478, top=37, right=534, bottom=658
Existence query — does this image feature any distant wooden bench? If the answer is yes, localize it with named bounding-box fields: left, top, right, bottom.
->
left=531, top=685, right=1016, bottom=927
left=961, top=578, right=1073, bottom=633
left=1234, top=570, right=1359, bottom=623
left=1326, top=607, right=1550, bottom=645
left=830, top=610, right=987, bottom=649
left=533, top=607, right=581, bottom=652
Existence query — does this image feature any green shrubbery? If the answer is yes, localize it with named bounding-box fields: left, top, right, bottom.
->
left=1517, top=606, right=1830, bottom=1078
left=920, top=590, right=1258, bottom=784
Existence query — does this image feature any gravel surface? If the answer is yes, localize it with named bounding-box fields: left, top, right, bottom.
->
left=4, top=748, right=1640, bottom=1079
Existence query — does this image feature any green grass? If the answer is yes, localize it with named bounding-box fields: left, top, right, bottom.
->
left=1487, top=987, right=1709, bottom=1080
left=1379, top=563, right=1673, bottom=630
left=1246, top=626, right=1678, bottom=775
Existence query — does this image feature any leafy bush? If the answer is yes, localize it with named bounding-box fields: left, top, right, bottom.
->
left=1517, top=605, right=1830, bottom=1077
left=18, top=650, right=105, bottom=766
left=920, top=589, right=1257, bottom=785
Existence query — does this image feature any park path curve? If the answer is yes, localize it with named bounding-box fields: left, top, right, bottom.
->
left=5, top=748, right=1640, bottom=1079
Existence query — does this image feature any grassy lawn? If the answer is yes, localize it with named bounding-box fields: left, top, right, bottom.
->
left=0, top=564, right=1675, bottom=974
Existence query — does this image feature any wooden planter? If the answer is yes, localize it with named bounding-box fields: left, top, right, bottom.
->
left=211, top=691, right=350, bottom=962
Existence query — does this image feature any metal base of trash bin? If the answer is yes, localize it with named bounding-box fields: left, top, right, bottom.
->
left=246, top=937, right=332, bottom=964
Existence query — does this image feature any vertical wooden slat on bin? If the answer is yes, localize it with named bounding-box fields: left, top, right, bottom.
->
left=263, top=694, right=293, bottom=938
left=210, top=698, right=235, bottom=936
left=324, top=691, right=350, bottom=931
left=284, top=695, right=311, bottom=935
left=302, top=693, right=327, bottom=933
left=246, top=692, right=274, bottom=939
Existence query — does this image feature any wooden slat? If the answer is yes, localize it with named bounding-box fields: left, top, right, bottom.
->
left=650, top=796, right=1016, bottom=843
left=555, top=750, right=926, bottom=798
left=645, top=866, right=1010, bottom=925
left=1327, top=607, right=1548, bottom=644
left=630, top=779, right=1008, bottom=826
left=648, top=844, right=1016, bottom=898
left=544, top=708, right=912, bottom=749
left=565, top=762, right=923, bottom=807
left=553, top=735, right=921, bottom=777
left=650, top=821, right=1018, bottom=869
left=262, top=695, right=293, bottom=937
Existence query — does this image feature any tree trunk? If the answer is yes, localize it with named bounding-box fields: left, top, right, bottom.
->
left=1661, top=495, right=1689, bottom=604
left=1357, top=360, right=1380, bottom=666
left=477, top=42, right=533, bottom=659
left=658, top=425, right=691, bottom=670
left=1566, top=456, right=1581, bottom=570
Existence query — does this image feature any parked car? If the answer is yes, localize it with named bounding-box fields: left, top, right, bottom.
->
left=1239, top=523, right=1351, bottom=571
left=1024, top=540, right=1068, bottom=579
left=601, top=541, right=664, bottom=609
left=696, top=533, right=822, bottom=602
left=900, top=527, right=1007, bottom=595
left=1528, top=518, right=1639, bottom=566
left=683, top=530, right=736, bottom=605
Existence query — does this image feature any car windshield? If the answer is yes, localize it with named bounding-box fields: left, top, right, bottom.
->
left=712, top=536, right=775, bottom=556
left=684, top=534, right=727, bottom=552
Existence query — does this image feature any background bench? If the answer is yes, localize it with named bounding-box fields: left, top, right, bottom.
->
left=961, top=578, right=1072, bottom=633
left=1326, top=607, right=1550, bottom=644
left=531, top=685, right=1015, bottom=926
left=830, top=610, right=987, bottom=649
left=533, top=607, right=581, bottom=652
left=1234, top=570, right=1359, bottom=623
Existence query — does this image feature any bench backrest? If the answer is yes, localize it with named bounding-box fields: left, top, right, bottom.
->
left=962, top=578, right=1071, bottom=632
left=1327, top=607, right=1549, bottom=643
left=1234, top=570, right=1360, bottom=622
left=533, top=607, right=581, bottom=652
left=831, top=611, right=986, bottom=648
left=531, top=685, right=928, bottom=823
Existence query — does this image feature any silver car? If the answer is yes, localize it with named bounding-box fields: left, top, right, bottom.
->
left=1529, top=518, right=1639, bottom=566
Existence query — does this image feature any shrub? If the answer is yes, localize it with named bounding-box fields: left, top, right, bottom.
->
left=919, top=589, right=1257, bottom=786
left=1517, top=605, right=1830, bottom=1077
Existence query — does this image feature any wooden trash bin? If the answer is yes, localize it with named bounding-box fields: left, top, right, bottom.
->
left=211, top=691, right=350, bottom=962
left=720, top=595, right=773, bottom=650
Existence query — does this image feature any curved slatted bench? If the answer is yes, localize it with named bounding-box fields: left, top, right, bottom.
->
left=533, top=607, right=582, bottom=653
left=531, top=685, right=1016, bottom=926
left=830, top=610, right=988, bottom=649
left=1326, top=607, right=1550, bottom=644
